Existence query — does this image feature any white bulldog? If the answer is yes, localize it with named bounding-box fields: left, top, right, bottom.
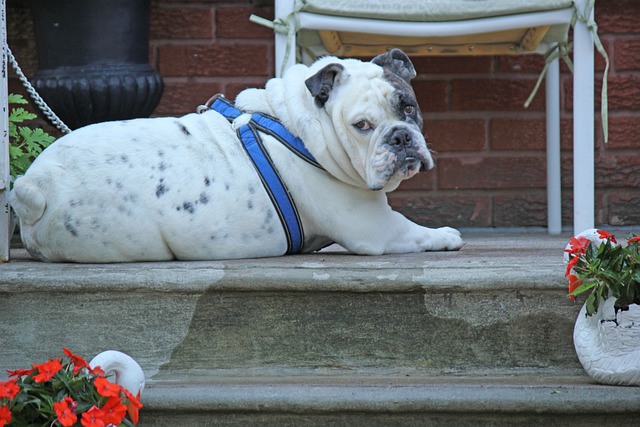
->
left=9, top=49, right=463, bottom=262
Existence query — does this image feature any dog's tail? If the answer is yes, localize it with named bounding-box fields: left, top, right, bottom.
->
left=9, top=176, right=48, bottom=225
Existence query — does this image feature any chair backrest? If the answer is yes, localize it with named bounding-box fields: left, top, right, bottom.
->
left=281, top=0, right=575, bottom=66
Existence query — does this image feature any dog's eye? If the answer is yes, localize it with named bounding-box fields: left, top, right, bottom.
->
left=404, top=105, right=415, bottom=115
left=354, top=120, right=373, bottom=131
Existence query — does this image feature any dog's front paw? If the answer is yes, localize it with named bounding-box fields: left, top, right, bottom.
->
left=430, top=226, right=464, bottom=251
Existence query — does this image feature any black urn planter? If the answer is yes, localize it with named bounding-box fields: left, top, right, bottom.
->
left=30, top=0, right=163, bottom=130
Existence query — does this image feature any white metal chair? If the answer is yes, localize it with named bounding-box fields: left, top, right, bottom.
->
left=1, top=0, right=10, bottom=261
left=256, top=0, right=604, bottom=235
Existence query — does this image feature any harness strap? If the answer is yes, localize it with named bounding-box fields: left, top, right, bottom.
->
left=251, top=113, right=322, bottom=169
left=210, top=97, right=322, bottom=169
left=237, top=125, right=303, bottom=254
left=210, top=96, right=242, bottom=122
left=208, top=95, right=305, bottom=254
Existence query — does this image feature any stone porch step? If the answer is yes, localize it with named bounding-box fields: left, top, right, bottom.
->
left=2, top=231, right=638, bottom=424
left=2, top=232, right=577, bottom=376
left=138, top=375, right=640, bottom=426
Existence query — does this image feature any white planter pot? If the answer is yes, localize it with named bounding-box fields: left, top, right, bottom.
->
left=90, top=350, right=145, bottom=396
left=573, top=297, right=640, bottom=386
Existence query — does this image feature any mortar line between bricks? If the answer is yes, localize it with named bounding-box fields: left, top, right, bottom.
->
left=434, top=151, right=549, bottom=159
left=425, top=111, right=547, bottom=120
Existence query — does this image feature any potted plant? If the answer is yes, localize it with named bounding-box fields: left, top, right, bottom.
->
left=564, top=228, right=640, bottom=385
left=28, top=0, right=163, bottom=129
left=0, top=348, right=144, bottom=426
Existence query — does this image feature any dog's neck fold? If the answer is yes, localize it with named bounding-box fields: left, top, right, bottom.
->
left=234, top=74, right=369, bottom=190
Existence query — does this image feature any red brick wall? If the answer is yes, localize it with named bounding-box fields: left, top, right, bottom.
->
left=151, top=1, right=275, bottom=116
left=391, top=0, right=640, bottom=229
left=7, top=0, right=640, bottom=229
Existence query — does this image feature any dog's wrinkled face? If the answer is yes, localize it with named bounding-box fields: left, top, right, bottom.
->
left=305, top=49, right=433, bottom=192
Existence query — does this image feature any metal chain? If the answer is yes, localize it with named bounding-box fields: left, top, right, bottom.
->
left=6, top=45, right=71, bottom=134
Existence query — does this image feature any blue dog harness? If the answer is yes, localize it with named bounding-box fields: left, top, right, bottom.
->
left=204, top=95, right=323, bottom=255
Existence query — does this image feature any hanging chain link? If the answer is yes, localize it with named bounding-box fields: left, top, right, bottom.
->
left=6, top=45, right=71, bottom=134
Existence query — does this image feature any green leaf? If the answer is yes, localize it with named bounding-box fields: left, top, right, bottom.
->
left=569, top=279, right=596, bottom=297
left=20, top=127, right=55, bottom=148
left=585, top=292, right=598, bottom=316
left=9, top=120, right=18, bottom=140
left=7, top=101, right=57, bottom=180
left=9, top=107, right=37, bottom=124
left=9, top=144, right=24, bottom=157
left=8, top=93, right=29, bottom=104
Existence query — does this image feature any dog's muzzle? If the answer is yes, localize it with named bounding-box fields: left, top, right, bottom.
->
left=386, top=127, right=432, bottom=173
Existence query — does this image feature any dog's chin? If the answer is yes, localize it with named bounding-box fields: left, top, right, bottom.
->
left=397, top=158, right=427, bottom=183
left=366, top=158, right=427, bottom=192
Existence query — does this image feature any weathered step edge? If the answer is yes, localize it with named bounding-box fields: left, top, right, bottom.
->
left=141, top=379, right=640, bottom=415
left=2, top=249, right=565, bottom=293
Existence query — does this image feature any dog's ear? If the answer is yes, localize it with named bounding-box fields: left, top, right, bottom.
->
left=371, top=48, right=416, bottom=83
left=305, top=63, right=345, bottom=108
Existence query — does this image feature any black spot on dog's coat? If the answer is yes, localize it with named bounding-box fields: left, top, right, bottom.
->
left=156, top=179, right=168, bottom=198
left=182, top=202, right=195, bottom=214
left=177, top=122, right=191, bottom=137
left=63, top=213, right=79, bottom=237
left=122, top=193, right=138, bottom=203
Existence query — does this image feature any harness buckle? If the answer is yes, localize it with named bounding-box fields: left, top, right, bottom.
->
left=196, top=93, right=226, bottom=114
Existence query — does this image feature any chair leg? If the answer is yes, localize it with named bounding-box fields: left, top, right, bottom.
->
left=1, top=0, right=11, bottom=261
left=572, top=0, right=596, bottom=234
left=546, top=52, right=562, bottom=234
left=274, top=0, right=296, bottom=77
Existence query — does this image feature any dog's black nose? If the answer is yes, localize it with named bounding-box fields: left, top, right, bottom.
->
left=389, top=128, right=412, bottom=148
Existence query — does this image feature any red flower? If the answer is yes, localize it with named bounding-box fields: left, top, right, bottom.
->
left=6, top=368, right=34, bottom=378
left=94, top=377, right=120, bottom=397
left=596, top=229, right=617, bottom=244
left=0, top=380, right=20, bottom=399
left=564, top=236, right=591, bottom=255
left=565, top=256, right=579, bottom=277
left=81, top=406, right=106, bottom=427
left=568, top=274, right=582, bottom=301
left=54, top=397, right=78, bottom=427
left=628, top=236, right=640, bottom=245
left=0, top=406, right=11, bottom=427
left=102, top=397, right=128, bottom=425
left=123, top=389, right=143, bottom=425
left=64, top=348, right=90, bottom=372
left=91, top=365, right=106, bottom=377
left=32, top=358, right=63, bottom=383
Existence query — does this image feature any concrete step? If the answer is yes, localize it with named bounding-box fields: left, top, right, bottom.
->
left=1, top=232, right=578, bottom=377
left=5, top=231, right=638, bottom=424
left=137, top=375, right=640, bottom=426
